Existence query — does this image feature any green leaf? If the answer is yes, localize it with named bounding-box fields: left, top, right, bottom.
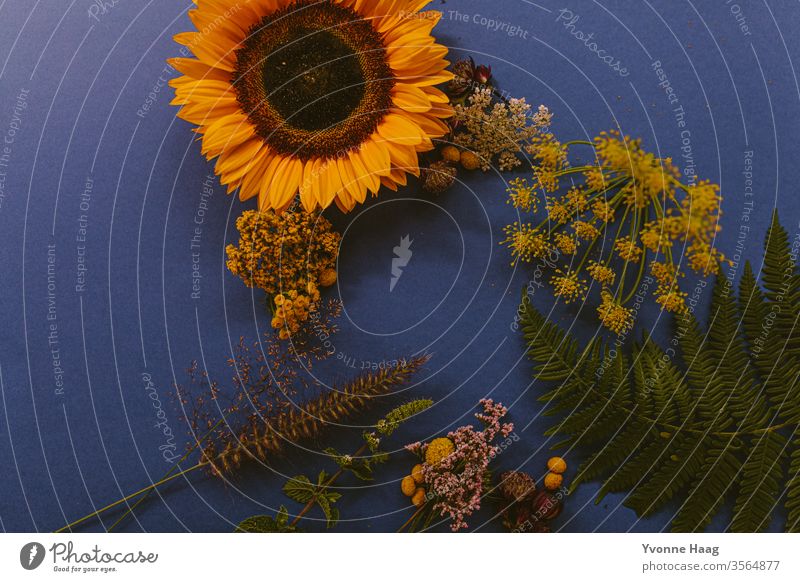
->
left=671, top=445, right=741, bottom=532
left=785, top=437, right=800, bottom=532
left=376, top=399, right=434, bottom=436
left=235, top=507, right=297, bottom=533
left=316, top=491, right=341, bottom=528
left=731, top=431, right=786, bottom=532
left=283, top=475, right=315, bottom=504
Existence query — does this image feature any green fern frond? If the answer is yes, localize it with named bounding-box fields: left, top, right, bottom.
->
left=521, top=214, right=800, bottom=532
left=786, top=437, right=800, bottom=532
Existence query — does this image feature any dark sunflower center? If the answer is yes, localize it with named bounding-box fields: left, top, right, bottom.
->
left=234, top=1, right=395, bottom=160
left=263, top=30, right=365, bottom=132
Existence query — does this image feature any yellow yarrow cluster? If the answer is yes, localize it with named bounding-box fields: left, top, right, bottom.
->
left=271, top=281, right=321, bottom=340
left=226, top=209, right=340, bottom=296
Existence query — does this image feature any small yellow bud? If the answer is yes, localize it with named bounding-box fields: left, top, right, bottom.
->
left=441, top=145, right=461, bottom=163
left=460, top=150, right=481, bottom=171
left=401, top=475, right=417, bottom=497
left=544, top=472, right=563, bottom=491
left=319, top=268, right=338, bottom=287
left=547, top=457, right=567, bottom=474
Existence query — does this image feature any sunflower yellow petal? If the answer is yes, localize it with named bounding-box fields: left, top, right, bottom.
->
left=378, top=112, right=424, bottom=145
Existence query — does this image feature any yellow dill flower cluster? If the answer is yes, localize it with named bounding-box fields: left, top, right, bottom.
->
left=649, top=261, right=679, bottom=286
left=591, top=198, right=615, bottom=223
left=566, top=187, right=589, bottom=213
left=584, top=167, right=608, bottom=192
left=272, top=281, right=322, bottom=340
left=501, top=222, right=551, bottom=264
left=534, top=169, right=558, bottom=192
left=553, top=233, right=578, bottom=255
left=594, top=130, right=680, bottom=208
left=655, top=287, right=688, bottom=314
left=528, top=132, right=567, bottom=173
left=226, top=209, right=340, bottom=297
left=615, top=235, right=643, bottom=262
left=597, top=291, right=634, bottom=334
left=500, top=126, right=726, bottom=334
left=574, top=220, right=601, bottom=241
left=506, top=178, right=538, bottom=212
left=546, top=199, right=571, bottom=225
left=587, top=260, right=615, bottom=286
left=551, top=269, right=587, bottom=304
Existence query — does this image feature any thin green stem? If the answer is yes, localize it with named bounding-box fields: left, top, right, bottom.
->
left=106, top=418, right=227, bottom=532
left=397, top=504, right=427, bottom=533
left=528, top=177, right=628, bottom=237
left=54, top=463, right=205, bottom=533
left=623, top=206, right=650, bottom=304
left=551, top=165, right=602, bottom=178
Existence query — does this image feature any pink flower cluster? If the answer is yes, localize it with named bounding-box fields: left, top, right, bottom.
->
left=406, top=399, right=514, bottom=531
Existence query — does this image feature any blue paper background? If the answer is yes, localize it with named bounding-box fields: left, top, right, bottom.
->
left=0, top=0, right=798, bottom=532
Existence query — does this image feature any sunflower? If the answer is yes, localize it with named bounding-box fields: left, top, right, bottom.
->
left=169, top=0, right=454, bottom=213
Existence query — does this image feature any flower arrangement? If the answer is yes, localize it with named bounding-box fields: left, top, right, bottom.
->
left=401, top=399, right=514, bottom=531
left=502, top=130, right=726, bottom=333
